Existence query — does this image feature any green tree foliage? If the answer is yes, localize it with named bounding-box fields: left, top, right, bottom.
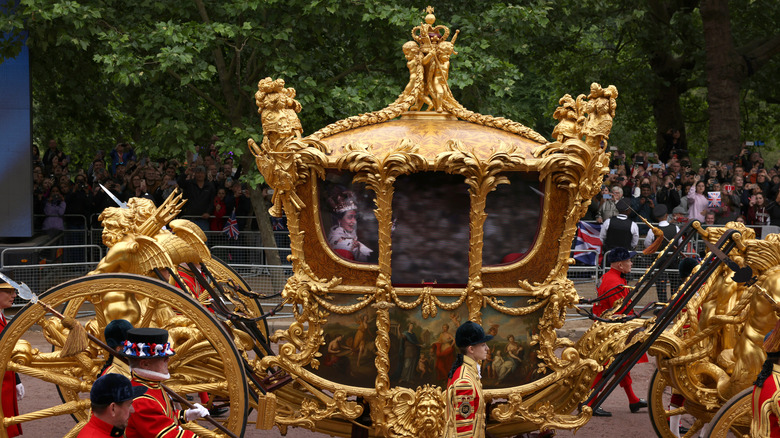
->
left=2, top=1, right=780, bottom=180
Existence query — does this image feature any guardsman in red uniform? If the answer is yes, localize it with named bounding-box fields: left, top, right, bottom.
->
left=0, top=280, right=23, bottom=437
left=78, top=373, right=146, bottom=437
left=590, top=247, right=647, bottom=417
left=123, top=328, right=209, bottom=438
left=752, top=324, right=780, bottom=437
left=444, top=321, right=492, bottom=438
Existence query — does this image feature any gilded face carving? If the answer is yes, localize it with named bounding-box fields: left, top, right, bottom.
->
left=413, top=390, right=444, bottom=436
left=261, top=108, right=302, bottom=140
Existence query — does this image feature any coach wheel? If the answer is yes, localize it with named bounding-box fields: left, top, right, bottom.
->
left=648, top=368, right=704, bottom=438
left=701, top=387, right=751, bottom=438
left=0, top=273, right=249, bottom=438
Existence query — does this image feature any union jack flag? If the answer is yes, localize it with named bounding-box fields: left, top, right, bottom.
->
left=573, top=221, right=602, bottom=265
left=223, top=209, right=239, bottom=240
left=271, top=216, right=287, bottom=231
left=707, top=191, right=721, bottom=208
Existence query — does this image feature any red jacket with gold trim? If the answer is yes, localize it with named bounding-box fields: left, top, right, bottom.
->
left=78, top=414, right=125, bottom=438
left=753, top=363, right=780, bottom=437
left=594, top=268, right=630, bottom=317
left=444, top=355, right=484, bottom=438
left=126, top=374, right=197, bottom=438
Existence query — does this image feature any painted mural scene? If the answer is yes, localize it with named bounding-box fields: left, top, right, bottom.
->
left=2, top=2, right=780, bottom=438
left=314, top=303, right=541, bottom=391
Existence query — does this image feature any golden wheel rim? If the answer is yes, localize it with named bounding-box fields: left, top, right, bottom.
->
left=648, top=368, right=705, bottom=438
left=0, top=273, right=248, bottom=438
left=703, top=388, right=752, bottom=438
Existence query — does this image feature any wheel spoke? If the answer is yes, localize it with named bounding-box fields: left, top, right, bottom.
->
left=0, top=274, right=249, bottom=437
left=4, top=400, right=90, bottom=427
left=10, top=362, right=91, bottom=392
left=63, top=420, right=87, bottom=438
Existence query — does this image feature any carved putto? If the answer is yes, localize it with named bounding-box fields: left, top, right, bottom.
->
left=90, top=192, right=201, bottom=276
left=254, top=77, right=303, bottom=144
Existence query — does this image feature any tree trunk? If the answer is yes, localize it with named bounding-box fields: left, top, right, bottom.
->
left=651, top=73, right=687, bottom=157
left=701, top=0, right=746, bottom=163
left=199, top=0, right=285, bottom=291
left=238, top=149, right=287, bottom=292
left=646, top=0, right=693, bottom=157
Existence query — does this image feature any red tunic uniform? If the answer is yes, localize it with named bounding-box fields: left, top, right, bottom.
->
left=752, top=363, right=780, bottom=437
left=0, top=313, right=21, bottom=437
left=444, top=356, right=484, bottom=438
left=593, top=268, right=630, bottom=317
left=590, top=267, right=646, bottom=404
left=177, top=270, right=205, bottom=300
left=78, top=415, right=124, bottom=438
left=126, top=374, right=197, bottom=438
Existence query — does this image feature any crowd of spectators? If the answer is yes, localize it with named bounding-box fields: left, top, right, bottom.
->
left=32, top=139, right=257, bottom=235
left=583, top=142, right=780, bottom=231
left=32, top=135, right=778, bottom=242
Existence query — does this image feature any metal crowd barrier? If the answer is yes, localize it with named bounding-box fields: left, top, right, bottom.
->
left=567, top=250, right=600, bottom=283
left=0, top=245, right=104, bottom=306
left=18, top=215, right=779, bottom=306
left=599, top=239, right=699, bottom=276
left=33, top=214, right=90, bottom=249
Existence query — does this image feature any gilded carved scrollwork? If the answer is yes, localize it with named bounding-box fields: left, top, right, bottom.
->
left=260, top=274, right=337, bottom=373
left=309, top=8, right=546, bottom=145
left=249, top=77, right=352, bottom=383
left=647, top=224, right=780, bottom=417
left=245, top=7, right=625, bottom=437
left=492, top=395, right=592, bottom=434
left=272, top=388, right=363, bottom=431
left=0, top=4, right=658, bottom=436
left=1, top=275, right=250, bottom=436
left=336, top=140, right=428, bottom=400
left=248, top=77, right=329, bottom=217
left=533, top=84, right=615, bottom=283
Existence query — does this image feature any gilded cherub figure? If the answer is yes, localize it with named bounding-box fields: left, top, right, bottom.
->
left=254, top=77, right=303, bottom=145
left=551, top=94, right=585, bottom=142
left=426, top=40, right=457, bottom=112
left=584, top=83, right=619, bottom=141
left=716, top=232, right=780, bottom=399
left=403, top=41, right=431, bottom=111
left=412, top=7, right=459, bottom=112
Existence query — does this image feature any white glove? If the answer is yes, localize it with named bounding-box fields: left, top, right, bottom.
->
left=184, top=403, right=209, bottom=421
left=15, top=383, right=24, bottom=401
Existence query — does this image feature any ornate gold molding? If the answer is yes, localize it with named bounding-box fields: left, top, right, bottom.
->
left=245, top=7, right=626, bottom=436
left=373, top=385, right=447, bottom=438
